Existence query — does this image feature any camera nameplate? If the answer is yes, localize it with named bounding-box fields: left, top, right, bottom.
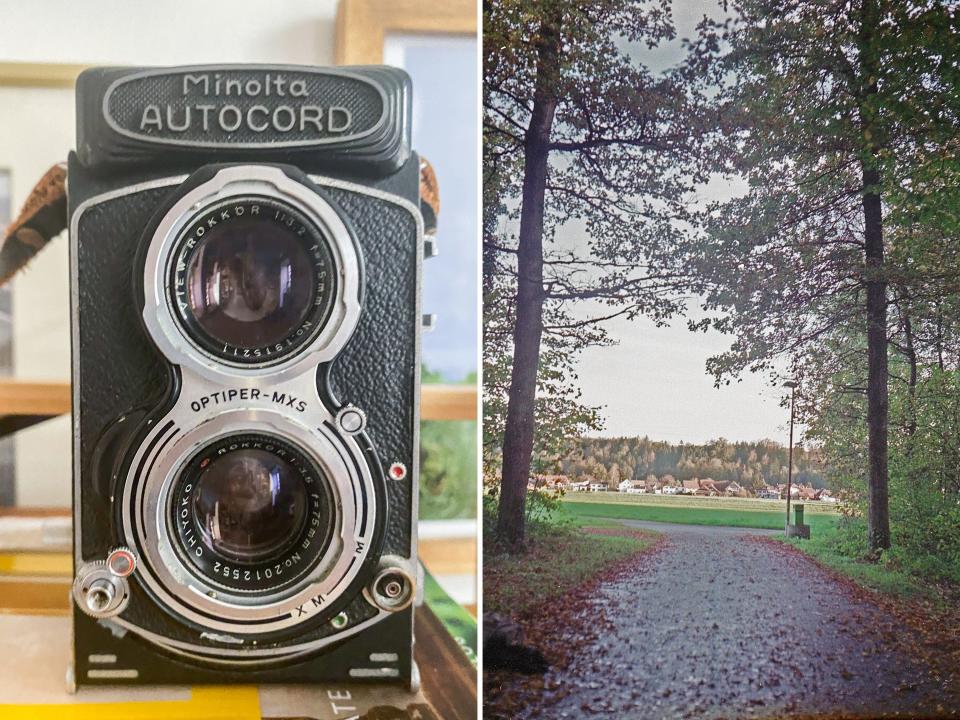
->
left=102, top=65, right=389, bottom=150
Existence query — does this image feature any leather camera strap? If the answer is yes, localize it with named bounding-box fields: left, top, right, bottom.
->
left=0, top=163, right=67, bottom=286
left=0, top=159, right=440, bottom=287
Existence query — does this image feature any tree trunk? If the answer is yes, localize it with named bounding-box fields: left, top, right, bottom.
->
left=860, top=0, right=890, bottom=553
left=496, top=20, right=560, bottom=549
left=863, top=166, right=890, bottom=552
left=904, top=311, right=917, bottom=439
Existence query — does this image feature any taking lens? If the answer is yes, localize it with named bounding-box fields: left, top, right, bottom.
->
left=170, top=433, right=335, bottom=592
left=169, top=197, right=337, bottom=365
left=191, top=446, right=307, bottom=562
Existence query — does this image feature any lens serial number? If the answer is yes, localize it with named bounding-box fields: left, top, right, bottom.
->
left=212, top=553, right=303, bottom=583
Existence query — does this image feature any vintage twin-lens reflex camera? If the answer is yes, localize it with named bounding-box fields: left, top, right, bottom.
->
left=68, top=64, right=428, bottom=689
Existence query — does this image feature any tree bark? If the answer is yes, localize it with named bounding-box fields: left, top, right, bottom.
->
left=863, top=166, right=890, bottom=552
left=860, top=0, right=891, bottom=553
left=496, top=19, right=561, bottom=549
left=904, top=311, right=917, bottom=439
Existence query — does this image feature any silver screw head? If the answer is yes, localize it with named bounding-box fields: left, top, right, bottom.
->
left=85, top=579, right=116, bottom=613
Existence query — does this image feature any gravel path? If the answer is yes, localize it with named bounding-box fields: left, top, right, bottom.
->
left=534, top=522, right=952, bottom=719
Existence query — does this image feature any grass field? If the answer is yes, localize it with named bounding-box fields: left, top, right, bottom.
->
left=561, top=494, right=839, bottom=532
left=563, top=491, right=840, bottom=513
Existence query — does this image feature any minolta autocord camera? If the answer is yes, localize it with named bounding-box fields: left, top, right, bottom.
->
left=69, top=65, right=425, bottom=688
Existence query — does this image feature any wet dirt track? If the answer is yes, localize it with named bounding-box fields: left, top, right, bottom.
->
left=529, top=522, right=955, bottom=719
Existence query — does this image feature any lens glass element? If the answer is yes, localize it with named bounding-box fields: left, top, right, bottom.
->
left=170, top=434, right=335, bottom=592
left=192, top=447, right=307, bottom=562
left=170, top=197, right=338, bottom=365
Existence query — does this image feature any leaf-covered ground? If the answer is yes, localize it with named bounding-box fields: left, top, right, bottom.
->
left=484, top=522, right=660, bottom=618
left=485, top=521, right=960, bottom=719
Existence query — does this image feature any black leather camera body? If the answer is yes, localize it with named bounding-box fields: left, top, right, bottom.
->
left=68, top=64, right=424, bottom=689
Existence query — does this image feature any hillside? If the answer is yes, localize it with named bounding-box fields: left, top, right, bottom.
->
left=559, top=436, right=827, bottom=492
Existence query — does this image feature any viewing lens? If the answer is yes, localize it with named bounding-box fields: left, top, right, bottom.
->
left=170, top=197, right=337, bottom=364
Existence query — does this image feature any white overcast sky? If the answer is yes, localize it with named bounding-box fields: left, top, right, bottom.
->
left=564, top=1, right=799, bottom=444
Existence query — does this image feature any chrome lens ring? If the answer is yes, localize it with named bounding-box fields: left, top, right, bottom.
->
left=167, top=431, right=337, bottom=594
left=168, top=196, right=339, bottom=366
left=120, top=406, right=380, bottom=635
left=141, top=165, right=362, bottom=382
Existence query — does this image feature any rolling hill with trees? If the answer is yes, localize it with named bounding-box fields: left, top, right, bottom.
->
left=560, top=436, right=827, bottom=492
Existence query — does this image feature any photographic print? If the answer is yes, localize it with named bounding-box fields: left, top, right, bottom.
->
left=482, top=0, right=960, bottom=718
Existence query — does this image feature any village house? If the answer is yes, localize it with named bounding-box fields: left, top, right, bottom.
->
left=780, top=485, right=801, bottom=499
left=538, top=474, right=570, bottom=490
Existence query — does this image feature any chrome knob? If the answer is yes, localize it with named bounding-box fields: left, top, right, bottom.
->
left=73, top=561, right=129, bottom=618
left=336, top=406, right=367, bottom=435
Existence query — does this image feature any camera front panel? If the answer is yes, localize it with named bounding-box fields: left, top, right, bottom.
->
left=68, top=64, right=422, bottom=688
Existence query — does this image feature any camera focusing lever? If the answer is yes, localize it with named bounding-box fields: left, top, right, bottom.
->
left=72, top=547, right=137, bottom=618
left=73, top=554, right=133, bottom=619
left=366, top=557, right=416, bottom=613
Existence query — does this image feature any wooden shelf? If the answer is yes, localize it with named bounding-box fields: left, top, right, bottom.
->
left=0, top=61, right=91, bottom=88
left=0, top=381, right=70, bottom=416
left=0, top=531, right=477, bottom=716
left=420, top=384, right=478, bottom=421
left=419, top=536, right=477, bottom=577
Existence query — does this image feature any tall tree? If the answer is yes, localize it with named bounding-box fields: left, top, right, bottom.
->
left=484, top=0, right=713, bottom=547
left=695, top=0, right=959, bottom=551
left=482, top=274, right=605, bottom=492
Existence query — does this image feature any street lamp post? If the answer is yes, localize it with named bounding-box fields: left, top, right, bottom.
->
left=784, top=380, right=798, bottom=533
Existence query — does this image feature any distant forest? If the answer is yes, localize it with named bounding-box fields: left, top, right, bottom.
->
left=560, top=437, right=828, bottom=491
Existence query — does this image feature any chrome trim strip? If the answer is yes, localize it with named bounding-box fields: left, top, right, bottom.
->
left=108, top=607, right=389, bottom=662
